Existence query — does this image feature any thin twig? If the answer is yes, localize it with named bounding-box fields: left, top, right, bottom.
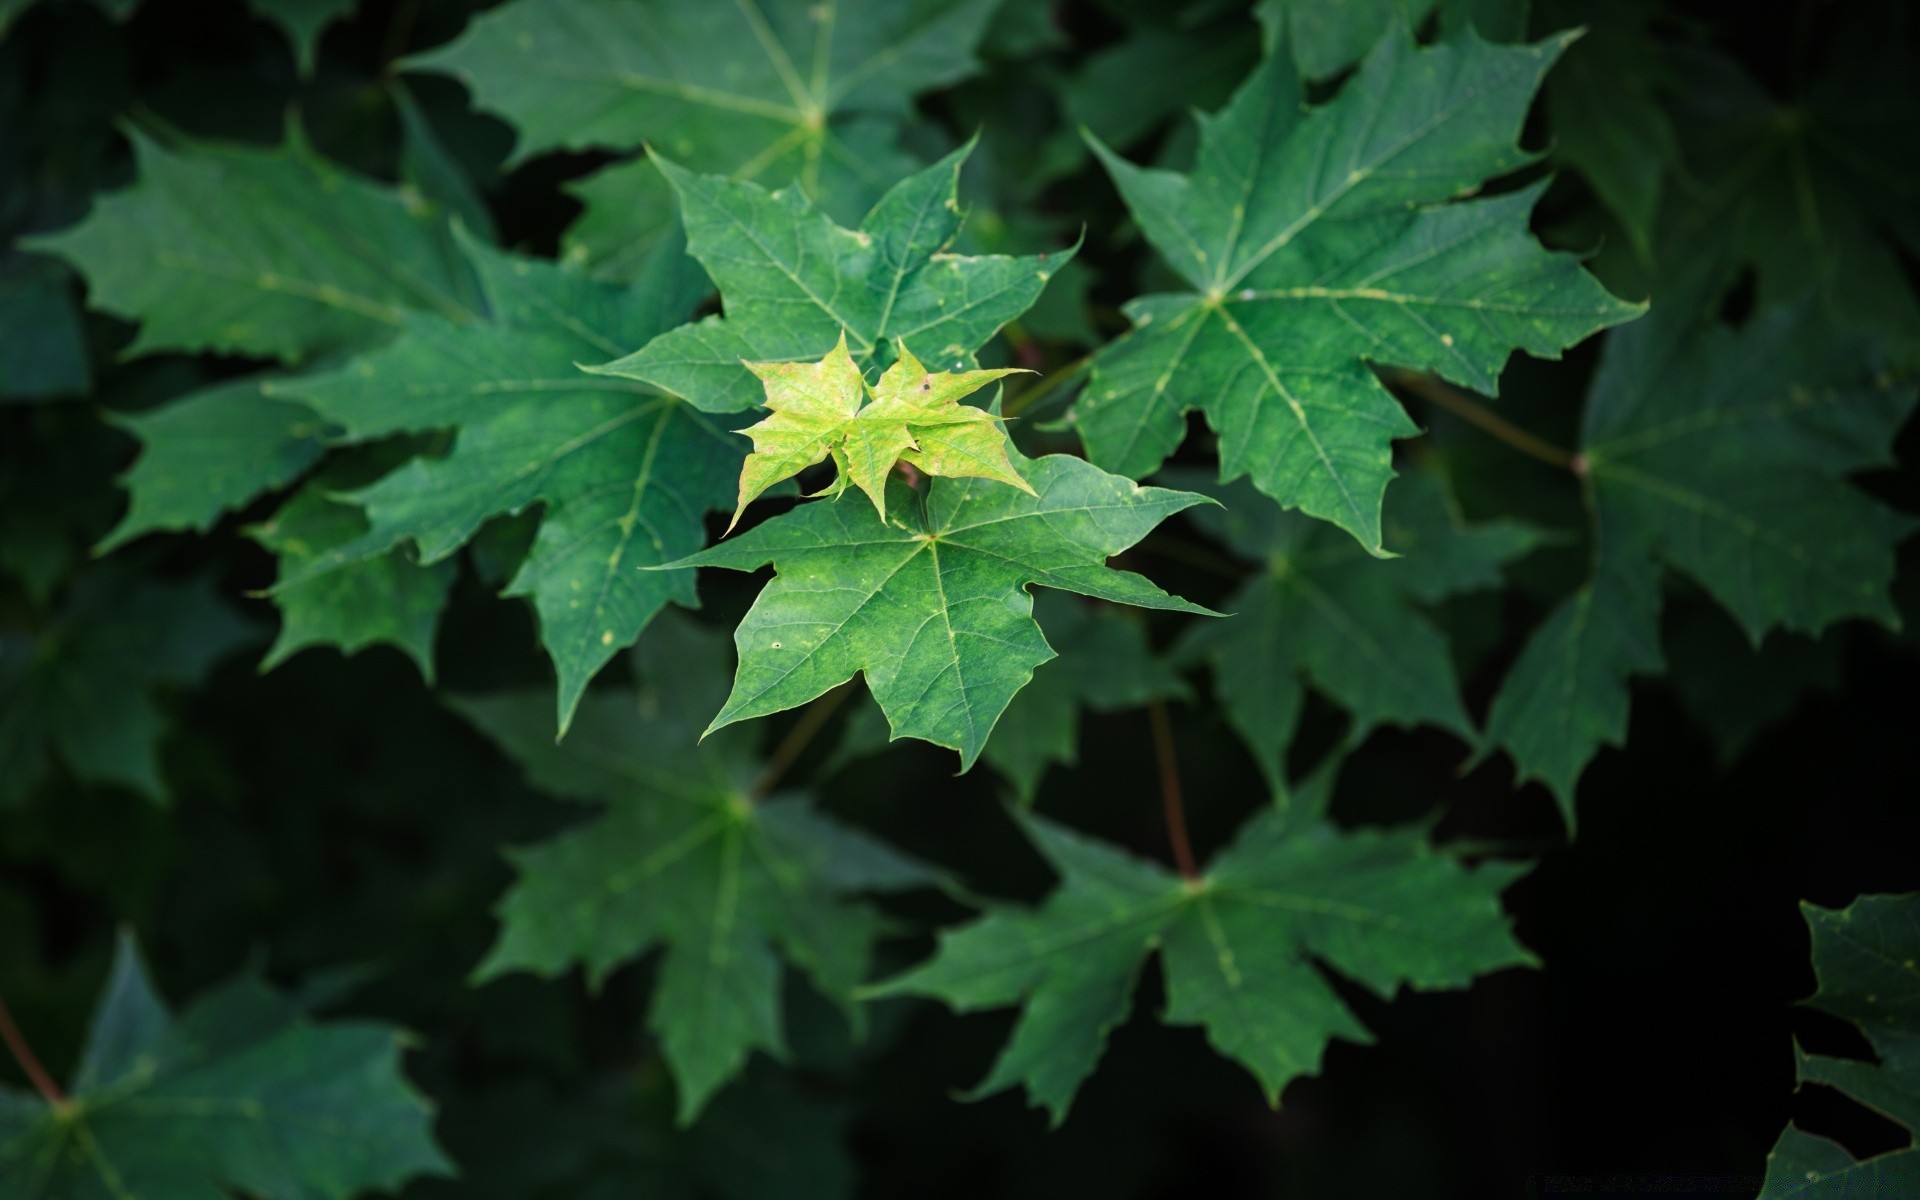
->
left=0, top=992, right=68, bottom=1110
left=749, top=682, right=856, bottom=799
left=1146, top=699, right=1198, bottom=880
left=1003, top=355, right=1091, bottom=419
left=1385, top=367, right=1577, bottom=472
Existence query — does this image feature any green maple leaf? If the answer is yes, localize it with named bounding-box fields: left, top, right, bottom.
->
left=871, top=768, right=1533, bottom=1123
left=1667, top=25, right=1920, bottom=361
left=589, top=142, right=1066, bottom=414
left=0, top=932, right=449, bottom=1196
left=1076, top=30, right=1640, bottom=552
left=25, top=126, right=482, bottom=363
left=250, top=485, right=457, bottom=679
left=982, top=593, right=1191, bottom=805
left=458, top=615, right=933, bottom=1124
left=1179, top=469, right=1543, bottom=796
left=267, top=231, right=730, bottom=728
left=1759, top=893, right=1920, bottom=1198
left=671, top=453, right=1212, bottom=769
left=411, top=0, right=999, bottom=279
left=732, top=334, right=1030, bottom=527
left=97, top=378, right=329, bottom=552
left=1485, top=283, right=1918, bottom=822
left=1539, top=0, right=1680, bottom=260
left=1255, top=0, right=1529, bottom=80
left=0, top=566, right=252, bottom=806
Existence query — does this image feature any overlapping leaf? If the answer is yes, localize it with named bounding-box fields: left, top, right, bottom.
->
left=1180, top=469, right=1542, bottom=796
left=27, top=127, right=481, bottom=363
left=251, top=485, right=457, bottom=679
left=1486, top=287, right=1918, bottom=820
left=0, top=932, right=449, bottom=1196
left=1255, top=0, right=1529, bottom=80
left=1076, top=30, right=1640, bottom=551
left=983, top=593, right=1190, bottom=804
left=1539, top=0, right=1679, bottom=259
left=872, top=769, right=1532, bottom=1122
left=589, top=143, right=1066, bottom=414
left=460, top=616, right=934, bottom=1123
left=98, top=377, right=328, bottom=551
left=732, top=336, right=1029, bottom=525
left=1759, top=893, right=1920, bottom=1198
left=673, top=453, right=1211, bottom=769
left=268, top=232, right=729, bottom=727
left=1665, top=23, right=1920, bottom=361
left=0, top=566, right=251, bottom=806
left=413, top=0, right=998, bottom=280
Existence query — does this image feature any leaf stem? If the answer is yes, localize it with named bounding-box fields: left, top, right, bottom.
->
left=1146, top=699, right=1199, bottom=880
left=1003, top=355, right=1091, bottom=420
left=1384, top=367, right=1577, bottom=472
left=0, top=990, right=68, bottom=1110
left=749, top=681, right=856, bottom=799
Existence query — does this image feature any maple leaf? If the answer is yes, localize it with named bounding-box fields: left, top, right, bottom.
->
left=0, top=566, right=252, bottom=806
left=458, top=615, right=934, bottom=1123
left=871, top=767, right=1533, bottom=1123
left=25, top=126, right=482, bottom=363
left=670, top=453, right=1213, bottom=769
left=97, top=377, right=328, bottom=552
left=732, top=334, right=1030, bottom=527
left=1486, top=281, right=1918, bottom=822
left=1759, top=894, right=1920, bottom=1198
left=1076, top=30, right=1641, bottom=552
left=1179, top=468, right=1543, bottom=796
left=266, top=231, right=730, bottom=729
left=0, top=932, right=449, bottom=1196
left=1539, top=0, right=1680, bottom=260
left=1254, top=0, right=1529, bottom=80
left=250, top=484, right=457, bottom=680
left=1666, top=22, right=1920, bottom=361
left=588, top=141, right=1066, bottom=414
left=410, top=0, right=1000, bottom=279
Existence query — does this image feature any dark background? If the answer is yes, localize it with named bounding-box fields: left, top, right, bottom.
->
left=2, top=0, right=1915, bottom=1196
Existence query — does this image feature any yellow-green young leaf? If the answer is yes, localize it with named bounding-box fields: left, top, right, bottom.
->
left=733, top=335, right=1030, bottom=527
left=870, top=777, right=1533, bottom=1123
left=0, top=932, right=450, bottom=1195
left=457, top=615, right=935, bottom=1124
left=1759, top=894, right=1920, bottom=1197
left=673, top=454, right=1212, bottom=769
left=1078, top=30, right=1641, bottom=552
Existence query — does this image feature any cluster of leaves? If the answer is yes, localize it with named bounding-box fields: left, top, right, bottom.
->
left=2, top=0, right=1917, bottom=1194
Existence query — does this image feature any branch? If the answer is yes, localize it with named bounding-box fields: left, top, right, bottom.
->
left=0, top=991, right=68, bottom=1110
left=1147, top=698, right=1199, bottom=880
left=1385, top=367, right=1577, bottom=472
left=1003, top=355, right=1091, bottom=420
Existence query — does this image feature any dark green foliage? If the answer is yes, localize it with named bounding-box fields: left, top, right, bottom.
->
left=1, top=0, right=1916, bottom=1194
